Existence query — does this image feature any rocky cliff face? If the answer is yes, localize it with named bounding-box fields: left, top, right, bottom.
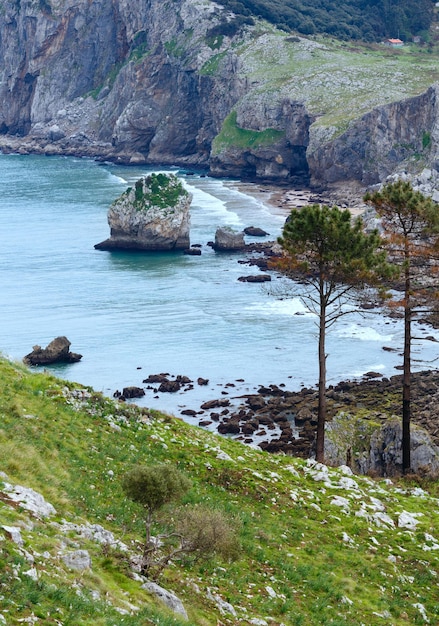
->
left=0, top=0, right=438, bottom=190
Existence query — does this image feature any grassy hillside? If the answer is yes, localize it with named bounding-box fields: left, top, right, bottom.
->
left=1, top=356, right=439, bottom=625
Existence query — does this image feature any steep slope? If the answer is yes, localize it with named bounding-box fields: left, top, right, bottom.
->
left=1, top=357, right=439, bottom=624
left=0, top=0, right=439, bottom=188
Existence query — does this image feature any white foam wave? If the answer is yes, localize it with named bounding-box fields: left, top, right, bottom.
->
left=185, top=183, right=242, bottom=226
left=336, top=323, right=394, bottom=342
left=352, top=364, right=386, bottom=377
left=246, top=298, right=312, bottom=316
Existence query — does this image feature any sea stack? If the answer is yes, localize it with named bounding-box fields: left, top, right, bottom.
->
left=95, top=173, right=192, bottom=251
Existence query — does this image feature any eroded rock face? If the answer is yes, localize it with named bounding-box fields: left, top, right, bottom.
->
left=95, top=174, right=192, bottom=251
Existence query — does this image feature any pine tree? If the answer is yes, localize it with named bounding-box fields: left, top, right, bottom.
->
left=278, top=204, right=390, bottom=463
left=364, top=180, right=439, bottom=473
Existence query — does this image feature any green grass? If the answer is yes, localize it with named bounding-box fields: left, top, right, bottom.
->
left=1, top=356, right=439, bottom=624
left=212, top=110, right=285, bottom=154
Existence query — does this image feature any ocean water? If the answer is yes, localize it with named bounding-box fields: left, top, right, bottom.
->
left=1, top=153, right=438, bottom=423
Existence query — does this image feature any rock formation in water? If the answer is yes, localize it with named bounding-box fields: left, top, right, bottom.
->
left=95, top=174, right=192, bottom=251
left=24, top=336, right=82, bottom=366
left=0, top=0, right=438, bottom=190
left=212, top=227, right=245, bottom=251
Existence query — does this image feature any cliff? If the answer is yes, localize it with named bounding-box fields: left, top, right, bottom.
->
left=1, top=0, right=439, bottom=190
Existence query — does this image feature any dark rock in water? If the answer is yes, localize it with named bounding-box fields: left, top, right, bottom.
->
left=176, top=375, right=192, bottom=384
left=158, top=380, right=182, bottom=393
left=217, top=419, right=241, bottom=434
left=244, top=226, right=269, bottom=237
left=200, top=398, right=230, bottom=410
left=143, top=374, right=170, bottom=383
left=23, top=336, right=82, bottom=366
left=238, top=274, right=271, bottom=283
left=246, top=395, right=266, bottom=410
left=197, top=377, right=209, bottom=386
left=212, top=227, right=245, bottom=251
left=184, top=247, right=201, bottom=255
left=199, top=420, right=212, bottom=427
left=122, top=386, right=145, bottom=399
left=363, top=371, right=383, bottom=379
left=181, top=409, right=197, bottom=416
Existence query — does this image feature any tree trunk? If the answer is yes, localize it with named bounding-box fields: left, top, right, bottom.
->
left=402, top=249, right=411, bottom=473
left=316, top=279, right=327, bottom=463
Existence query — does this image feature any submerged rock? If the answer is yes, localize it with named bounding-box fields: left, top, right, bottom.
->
left=95, top=173, right=192, bottom=251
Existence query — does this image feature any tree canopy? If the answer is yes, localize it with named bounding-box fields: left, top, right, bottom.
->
left=215, top=0, right=434, bottom=41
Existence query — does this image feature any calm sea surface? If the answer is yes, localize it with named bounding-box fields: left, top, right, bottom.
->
left=1, top=154, right=438, bottom=422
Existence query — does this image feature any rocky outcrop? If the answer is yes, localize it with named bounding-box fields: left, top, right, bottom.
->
left=325, top=415, right=439, bottom=477
left=23, top=336, right=82, bottom=366
left=308, top=85, right=439, bottom=187
left=94, top=174, right=191, bottom=251
left=212, top=227, right=245, bottom=251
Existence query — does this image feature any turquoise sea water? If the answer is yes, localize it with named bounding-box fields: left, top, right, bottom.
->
left=1, top=154, right=438, bottom=423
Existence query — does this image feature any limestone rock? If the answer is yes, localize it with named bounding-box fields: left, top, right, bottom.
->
left=142, top=581, right=188, bottom=620
left=23, top=336, right=82, bottom=366
left=213, top=227, right=245, bottom=251
left=325, top=415, right=439, bottom=477
left=3, top=482, right=57, bottom=518
left=62, top=549, right=92, bottom=571
left=95, top=174, right=192, bottom=251
left=2, top=526, right=24, bottom=546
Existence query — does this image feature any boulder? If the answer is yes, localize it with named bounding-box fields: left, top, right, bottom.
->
left=244, top=226, right=269, bottom=237
left=121, top=386, right=145, bottom=399
left=238, top=274, right=271, bottom=282
left=23, top=336, right=82, bottom=366
left=62, top=550, right=91, bottom=571
left=95, top=173, right=192, bottom=251
left=212, top=227, right=245, bottom=251
left=142, top=581, right=188, bottom=620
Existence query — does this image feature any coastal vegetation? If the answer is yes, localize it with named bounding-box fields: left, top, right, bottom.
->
left=214, top=0, right=434, bottom=41
left=211, top=110, right=285, bottom=154
left=277, top=205, right=392, bottom=463
left=364, top=180, right=439, bottom=473
left=132, top=174, right=188, bottom=211
left=1, top=357, right=439, bottom=624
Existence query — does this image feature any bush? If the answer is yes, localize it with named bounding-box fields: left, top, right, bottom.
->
left=122, top=465, right=239, bottom=579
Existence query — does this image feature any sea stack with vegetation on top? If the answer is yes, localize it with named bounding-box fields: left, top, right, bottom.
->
left=95, top=173, right=192, bottom=252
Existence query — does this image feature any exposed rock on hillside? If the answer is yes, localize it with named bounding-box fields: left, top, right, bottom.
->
left=95, top=174, right=192, bottom=251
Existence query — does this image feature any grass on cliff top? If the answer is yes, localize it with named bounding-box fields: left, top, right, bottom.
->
left=1, top=356, right=439, bottom=625
left=232, top=28, right=439, bottom=138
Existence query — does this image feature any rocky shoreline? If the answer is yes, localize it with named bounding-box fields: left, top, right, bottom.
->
left=114, top=367, right=439, bottom=470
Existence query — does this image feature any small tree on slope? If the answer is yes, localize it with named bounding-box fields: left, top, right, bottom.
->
left=364, top=180, right=439, bottom=473
left=277, top=204, right=391, bottom=463
left=122, top=464, right=238, bottom=579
